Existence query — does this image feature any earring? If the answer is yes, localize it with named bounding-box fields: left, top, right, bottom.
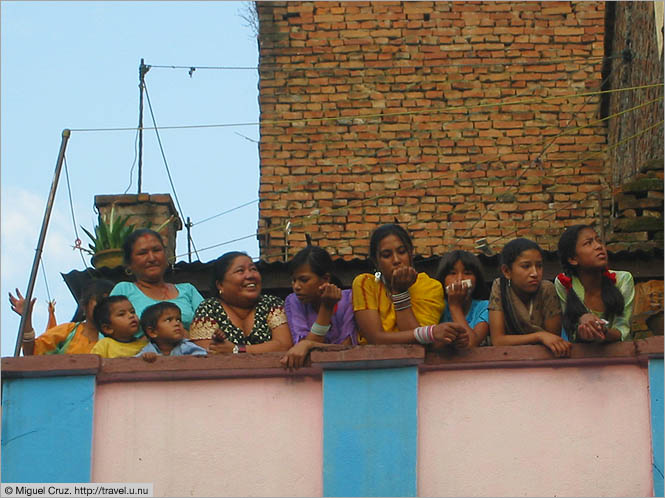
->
left=374, top=271, right=382, bottom=283
left=507, top=279, right=512, bottom=288
left=124, top=267, right=133, bottom=276
left=218, top=289, right=223, bottom=297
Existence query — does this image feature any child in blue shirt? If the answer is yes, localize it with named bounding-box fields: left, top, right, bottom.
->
left=436, top=250, right=490, bottom=347
left=136, top=302, right=207, bottom=362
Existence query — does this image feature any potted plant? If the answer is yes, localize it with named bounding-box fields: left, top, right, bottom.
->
left=81, top=204, right=136, bottom=269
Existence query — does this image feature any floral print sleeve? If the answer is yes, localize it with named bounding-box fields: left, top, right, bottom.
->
left=189, top=298, right=224, bottom=340
left=189, top=294, right=287, bottom=345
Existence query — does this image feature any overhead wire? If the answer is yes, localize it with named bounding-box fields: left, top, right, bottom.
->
left=67, top=83, right=662, bottom=133
left=61, top=51, right=662, bottom=262
left=255, top=112, right=664, bottom=261
left=143, top=80, right=200, bottom=261
left=133, top=59, right=615, bottom=229
left=180, top=93, right=663, bottom=261
left=163, top=75, right=661, bottom=230
left=123, top=126, right=141, bottom=195
left=147, top=53, right=621, bottom=73
left=486, top=123, right=665, bottom=249
left=64, top=154, right=96, bottom=272
left=259, top=117, right=664, bottom=261
left=39, top=256, right=52, bottom=303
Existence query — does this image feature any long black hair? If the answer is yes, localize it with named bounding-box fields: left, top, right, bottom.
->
left=436, top=250, right=486, bottom=300
left=368, top=223, right=414, bottom=270
left=289, top=246, right=343, bottom=288
left=557, top=224, right=624, bottom=338
left=499, top=238, right=543, bottom=334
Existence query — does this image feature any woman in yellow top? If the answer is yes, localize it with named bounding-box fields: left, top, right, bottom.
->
left=9, top=279, right=114, bottom=355
left=352, top=224, right=465, bottom=347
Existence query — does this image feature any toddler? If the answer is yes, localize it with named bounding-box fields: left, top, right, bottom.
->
left=91, top=296, right=147, bottom=358
left=137, top=302, right=207, bottom=362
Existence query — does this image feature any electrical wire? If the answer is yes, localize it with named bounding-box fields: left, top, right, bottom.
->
left=67, top=83, right=663, bottom=133
left=123, top=126, right=141, bottom=195
left=147, top=53, right=622, bottom=73
left=143, top=80, right=200, bottom=261
left=64, top=154, right=95, bottom=271
left=193, top=199, right=259, bottom=226
left=216, top=116, right=664, bottom=262
left=39, top=256, right=52, bottom=303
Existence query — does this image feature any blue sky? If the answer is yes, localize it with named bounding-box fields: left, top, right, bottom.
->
left=1, top=1, right=261, bottom=356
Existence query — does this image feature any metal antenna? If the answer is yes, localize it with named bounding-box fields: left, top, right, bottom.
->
left=137, top=58, right=150, bottom=194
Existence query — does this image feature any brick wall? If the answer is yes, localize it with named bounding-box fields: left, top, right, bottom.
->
left=257, top=1, right=614, bottom=261
left=605, top=1, right=664, bottom=186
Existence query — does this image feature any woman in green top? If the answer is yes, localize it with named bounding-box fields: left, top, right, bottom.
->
left=555, top=225, right=634, bottom=342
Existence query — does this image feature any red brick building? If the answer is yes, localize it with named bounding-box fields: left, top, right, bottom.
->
left=256, top=1, right=663, bottom=261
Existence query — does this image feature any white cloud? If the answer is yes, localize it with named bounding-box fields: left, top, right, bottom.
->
left=1, top=186, right=90, bottom=356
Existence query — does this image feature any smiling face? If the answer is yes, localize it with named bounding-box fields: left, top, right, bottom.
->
left=216, top=255, right=262, bottom=307
left=103, top=299, right=139, bottom=341
left=501, top=248, right=543, bottom=296
left=128, top=234, right=168, bottom=283
left=569, top=227, right=608, bottom=271
left=292, top=263, right=328, bottom=304
left=376, top=234, right=413, bottom=281
left=443, top=259, right=476, bottom=296
left=148, top=308, right=184, bottom=345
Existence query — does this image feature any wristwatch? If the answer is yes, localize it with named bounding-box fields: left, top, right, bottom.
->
left=232, top=344, right=247, bottom=354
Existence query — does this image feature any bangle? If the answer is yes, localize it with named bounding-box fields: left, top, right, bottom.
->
left=391, top=291, right=411, bottom=311
left=23, top=329, right=35, bottom=342
left=413, top=325, right=434, bottom=344
left=310, top=322, right=331, bottom=337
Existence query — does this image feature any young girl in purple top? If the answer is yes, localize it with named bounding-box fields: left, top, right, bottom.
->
left=281, top=246, right=357, bottom=370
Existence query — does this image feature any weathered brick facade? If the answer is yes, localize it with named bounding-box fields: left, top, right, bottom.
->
left=256, top=1, right=659, bottom=262
left=605, top=1, right=663, bottom=186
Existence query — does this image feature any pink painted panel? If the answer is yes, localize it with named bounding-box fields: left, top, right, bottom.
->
left=92, top=377, right=322, bottom=497
left=419, top=364, right=653, bottom=497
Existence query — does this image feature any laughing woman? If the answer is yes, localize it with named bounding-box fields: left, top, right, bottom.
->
left=189, top=251, right=293, bottom=353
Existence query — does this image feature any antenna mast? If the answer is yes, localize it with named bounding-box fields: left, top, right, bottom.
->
left=137, top=58, right=150, bottom=194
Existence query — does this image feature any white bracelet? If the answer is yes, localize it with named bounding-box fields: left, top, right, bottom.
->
left=310, top=322, right=331, bottom=337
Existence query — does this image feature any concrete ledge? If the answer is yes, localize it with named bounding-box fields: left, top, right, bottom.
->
left=311, top=344, right=425, bottom=370
left=423, top=335, right=664, bottom=370
left=96, top=353, right=318, bottom=383
left=2, top=337, right=662, bottom=381
left=1, top=354, right=100, bottom=378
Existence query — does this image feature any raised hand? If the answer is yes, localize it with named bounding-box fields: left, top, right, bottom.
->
left=9, top=288, right=36, bottom=317
left=319, top=283, right=342, bottom=310
left=391, top=266, right=418, bottom=294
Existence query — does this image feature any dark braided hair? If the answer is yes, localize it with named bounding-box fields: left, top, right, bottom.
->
left=499, top=238, right=543, bottom=334
left=557, top=225, right=624, bottom=340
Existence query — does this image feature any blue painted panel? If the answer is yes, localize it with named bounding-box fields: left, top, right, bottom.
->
left=650, top=359, right=664, bottom=497
left=323, top=367, right=418, bottom=497
left=2, top=376, right=96, bottom=483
